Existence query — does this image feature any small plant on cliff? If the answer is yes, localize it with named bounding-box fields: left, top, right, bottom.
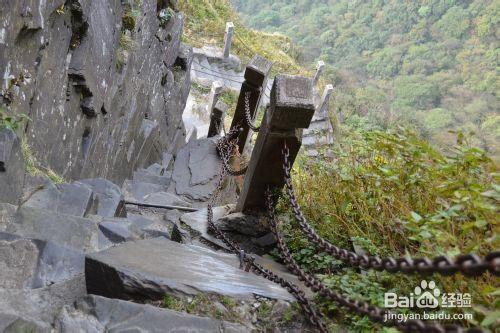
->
left=21, top=139, right=64, bottom=184
left=0, top=108, right=30, bottom=131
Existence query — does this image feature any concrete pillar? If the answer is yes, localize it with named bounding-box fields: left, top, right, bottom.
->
left=229, top=55, right=273, bottom=154
left=223, top=22, right=234, bottom=58
left=236, top=74, right=315, bottom=213
left=312, top=60, right=325, bottom=86
left=207, top=81, right=223, bottom=114
left=207, top=100, right=228, bottom=138
left=317, top=84, right=334, bottom=117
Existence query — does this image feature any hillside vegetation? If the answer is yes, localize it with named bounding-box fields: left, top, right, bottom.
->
left=180, top=1, right=499, bottom=331
left=233, top=0, right=500, bottom=160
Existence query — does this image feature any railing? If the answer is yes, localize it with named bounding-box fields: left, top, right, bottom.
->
left=204, top=50, right=499, bottom=333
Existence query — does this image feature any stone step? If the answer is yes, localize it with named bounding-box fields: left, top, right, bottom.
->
left=122, top=179, right=167, bottom=202
left=0, top=275, right=86, bottom=333
left=0, top=232, right=84, bottom=290
left=77, top=178, right=125, bottom=218
left=98, top=215, right=171, bottom=244
left=145, top=162, right=170, bottom=176
left=5, top=206, right=110, bottom=252
left=21, top=182, right=96, bottom=218
left=133, top=170, right=172, bottom=187
left=171, top=137, right=222, bottom=201
left=56, top=295, right=249, bottom=333
left=85, top=237, right=294, bottom=302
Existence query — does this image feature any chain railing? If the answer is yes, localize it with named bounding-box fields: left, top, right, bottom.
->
left=281, top=142, right=500, bottom=277
left=207, top=131, right=328, bottom=332
left=244, top=91, right=261, bottom=132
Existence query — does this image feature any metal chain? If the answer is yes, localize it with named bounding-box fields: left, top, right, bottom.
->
left=216, top=126, right=248, bottom=176
left=206, top=133, right=328, bottom=332
left=265, top=188, right=484, bottom=333
left=281, top=142, right=500, bottom=277
left=244, top=91, right=260, bottom=132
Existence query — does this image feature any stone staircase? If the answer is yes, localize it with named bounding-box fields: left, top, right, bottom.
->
left=0, top=133, right=313, bottom=332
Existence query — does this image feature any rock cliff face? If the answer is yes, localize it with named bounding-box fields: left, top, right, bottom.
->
left=0, top=0, right=192, bottom=184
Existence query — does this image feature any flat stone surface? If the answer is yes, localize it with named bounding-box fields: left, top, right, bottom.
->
left=122, top=180, right=166, bottom=202
left=133, top=170, right=172, bottom=187
left=142, top=191, right=192, bottom=207
left=85, top=237, right=294, bottom=302
left=77, top=178, right=124, bottom=218
left=271, top=74, right=315, bottom=130
left=180, top=205, right=234, bottom=249
left=56, top=295, right=249, bottom=333
left=172, top=138, right=220, bottom=201
left=0, top=233, right=84, bottom=289
left=22, top=183, right=95, bottom=217
left=6, top=206, right=105, bottom=252
left=0, top=275, right=86, bottom=332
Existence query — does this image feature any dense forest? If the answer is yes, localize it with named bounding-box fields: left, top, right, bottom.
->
left=233, top=0, right=499, bottom=160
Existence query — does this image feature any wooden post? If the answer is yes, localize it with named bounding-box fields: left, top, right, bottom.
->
left=223, top=22, right=234, bottom=58
left=207, top=100, right=227, bottom=138
left=312, top=60, right=325, bottom=86
left=229, top=55, right=273, bottom=154
left=236, top=74, right=315, bottom=213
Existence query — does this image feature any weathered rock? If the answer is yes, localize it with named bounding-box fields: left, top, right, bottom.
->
left=85, top=237, right=294, bottom=301
left=77, top=178, right=124, bottom=218
left=1, top=0, right=191, bottom=185
left=22, top=182, right=95, bottom=217
left=171, top=137, right=220, bottom=201
left=55, top=295, right=250, bottom=333
left=0, top=233, right=84, bottom=289
left=180, top=205, right=234, bottom=249
left=0, top=275, right=86, bottom=332
left=6, top=206, right=105, bottom=252
left=0, top=203, right=17, bottom=231
left=98, top=221, right=134, bottom=243
left=122, top=179, right=166, bottom=201
left=133, top=170, right=172, bottom=187
left=0, top=128, right=25, bottom=205
left=216, top=212, right=269, bottom=237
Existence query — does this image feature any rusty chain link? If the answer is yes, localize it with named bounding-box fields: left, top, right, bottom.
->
left=265, top=187, right=484, bottom=333
left=206, top=132, right=328, bottom=332
left=244, top=91, right=261, bottom=132
left=281, top=142, right=500, bottom=277
left=216, top=126, right=248, bottom=176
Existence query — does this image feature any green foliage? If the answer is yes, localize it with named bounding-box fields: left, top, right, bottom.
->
left=21, top=139, right=64, bottom=184
left=233, top=0, right=500, bottom=159
left=0, top=108, right=30, bottom=131
left=276, top=127, right=498, bottom=330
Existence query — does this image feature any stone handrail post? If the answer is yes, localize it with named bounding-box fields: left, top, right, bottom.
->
left=312, top=60, right=325, bottom=86
left=223, top=22, right=234, bottom=58
left=207, top=100, right=228, bottom=138
left=229, top=55, right=273, bottom=154
left=236, top=74, right=315, bottom=213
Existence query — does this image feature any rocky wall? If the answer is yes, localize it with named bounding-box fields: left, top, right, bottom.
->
left=0, top=0, right=192, bottom=185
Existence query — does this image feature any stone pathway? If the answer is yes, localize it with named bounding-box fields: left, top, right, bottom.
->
left=0, top=129, right=314, bottom=331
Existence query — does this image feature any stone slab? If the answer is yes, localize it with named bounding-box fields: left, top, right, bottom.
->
left=6, top=206, right=105, bottom=252
left=0, top=275, right=86, bottom=332
left=0, top=233, right=84, bottom=289
left=78, top=178, right=124, bottom=218
left=22, top=183, right=95, bottom=217
left=85, top=237, right=294, bottom=301
left=172, top=138, right=220, bottom=201
left=180, top=205, right=234, bottom=250
left=56, top=295, right=249, bottom=333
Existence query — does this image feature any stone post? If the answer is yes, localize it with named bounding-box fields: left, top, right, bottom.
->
left=317, top=84, right=333, bottom=116
left=223, top=22, right=234, bottom=58
left=312, top=60, right=325, bottom=86
left=207, top=81, right=223, bottom=114
left=229, top=55, right=273, bottom=154
left=207, top=100, right=228, bottom=138
left=236, top=74, right=315, bottom=213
